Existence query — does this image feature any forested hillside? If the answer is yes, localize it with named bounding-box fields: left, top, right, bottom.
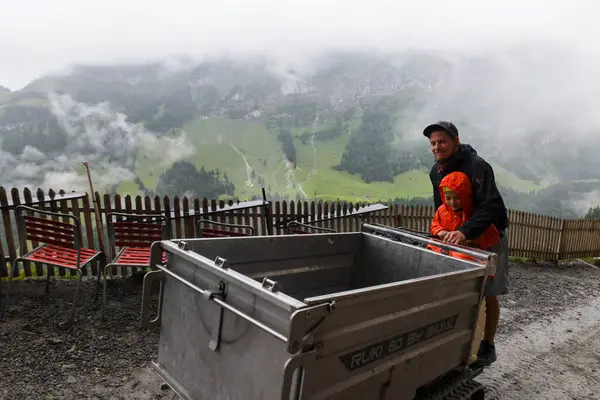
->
left=1, top=48, right=599, bottom=218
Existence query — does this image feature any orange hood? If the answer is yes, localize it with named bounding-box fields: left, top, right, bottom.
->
left=439, top=171, right=473, bottom=216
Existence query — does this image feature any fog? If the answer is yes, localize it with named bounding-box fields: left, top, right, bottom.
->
left=0, top=93, right=194, bottom=192
left=0, top=0, right=597, bottom=90
left=1, top=0, right=600, bottom=213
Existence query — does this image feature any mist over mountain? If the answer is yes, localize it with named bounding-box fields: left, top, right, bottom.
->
left=1, top=44, right=599, bottom=217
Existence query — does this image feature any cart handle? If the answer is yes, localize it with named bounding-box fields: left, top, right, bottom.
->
left=153, top=263, right=289, bottom=343
left=361, top=223, right=498, bottom=265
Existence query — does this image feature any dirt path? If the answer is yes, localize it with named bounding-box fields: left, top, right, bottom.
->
left=477, top=262, right=600, bottom=399
left=1, top=261, right=599, bottom=399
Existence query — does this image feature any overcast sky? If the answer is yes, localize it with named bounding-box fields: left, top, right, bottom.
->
left=0, top=0, right=596, bottom=90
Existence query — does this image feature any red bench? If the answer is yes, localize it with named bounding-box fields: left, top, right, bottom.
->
left=286, top=221, right=336, bottom=235
left=5, top=205, right=106, bottom=328
left=196, top=219, right=255, bottom=238
left=102, top=212, right=170, bottom=319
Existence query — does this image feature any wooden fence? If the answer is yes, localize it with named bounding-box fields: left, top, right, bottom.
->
left=0, top=187, right=598, bottom=278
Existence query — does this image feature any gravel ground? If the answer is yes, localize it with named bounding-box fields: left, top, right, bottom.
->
left=477, top=261, right=600, bottom=400
left=0, top=275, right=167, bottom=400
left=1, top=261, right=599, bottom=399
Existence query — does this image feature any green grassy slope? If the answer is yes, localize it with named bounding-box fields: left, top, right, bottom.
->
left=489, top=162, right=546, bottom=193
left=116, top=117, right=546, bottom=202
left=119, top=117, right=434, bottom=202
left=129, top=118, right=283, bottom=199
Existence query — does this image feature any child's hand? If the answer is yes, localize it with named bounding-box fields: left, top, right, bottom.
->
left=438, top=230, right=448, bottom=239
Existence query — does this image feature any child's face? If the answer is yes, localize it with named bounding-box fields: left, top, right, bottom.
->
left=444, top=191, right=462, bottom=211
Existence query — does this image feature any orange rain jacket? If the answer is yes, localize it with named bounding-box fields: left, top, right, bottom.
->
left=428, top=171, right=500, bottom=263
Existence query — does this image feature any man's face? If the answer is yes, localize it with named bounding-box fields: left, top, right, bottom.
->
left=429, top=131, right=458, bottom=162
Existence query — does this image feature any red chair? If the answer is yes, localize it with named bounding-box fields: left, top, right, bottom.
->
left=102, top=212, right=171, bottom=319
left=5, top=205, right=106, bottom=328
left=196, top=218, right=255, bottom=238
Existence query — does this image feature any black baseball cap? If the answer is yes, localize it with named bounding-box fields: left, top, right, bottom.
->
left=423, top=121, right=459, bottom=138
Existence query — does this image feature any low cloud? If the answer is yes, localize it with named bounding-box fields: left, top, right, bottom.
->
left=0, top=93, right=195, bottom=193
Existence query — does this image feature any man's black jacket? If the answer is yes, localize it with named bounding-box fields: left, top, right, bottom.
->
left=430, top=143, right=509, bottom=240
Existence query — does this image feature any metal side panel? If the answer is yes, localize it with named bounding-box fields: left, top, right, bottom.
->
left=155, top=249, right=300, bottom=400
left=176, top=233, right=362, bottom=267
left=156, top=240, right=307, bottom=311
left=355, top=233, right=487, bottom=286
left=288, top=269, right=486, bottom=399
left=169, top=234, right=362, bottom=302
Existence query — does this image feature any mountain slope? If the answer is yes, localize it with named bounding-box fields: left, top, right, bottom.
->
left=1, top=48, right=599, bottom=216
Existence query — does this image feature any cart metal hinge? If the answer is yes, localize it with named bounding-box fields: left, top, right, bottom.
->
left=203, top=280, right=227, bottom=352
left=214, top=256, right=229, bottom=268
left=261, top=277, right=279, bottom=292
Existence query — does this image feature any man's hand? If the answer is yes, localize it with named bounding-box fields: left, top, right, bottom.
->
left=444, top=230, right=466, bottom=245
left=437, top=230, right=449, bottom=240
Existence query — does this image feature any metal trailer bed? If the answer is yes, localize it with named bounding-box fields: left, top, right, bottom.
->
left=141, top=223, right=497, bottom=400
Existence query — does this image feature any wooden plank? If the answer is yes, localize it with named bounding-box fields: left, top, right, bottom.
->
left=69, top=196, right=87, bottom=275
left=132, top=195, right=145, bottom=275
left=172, top=196, right=182, bottom=239
left=22, top=188, right=43, bottom=276
left=289, top=201, right=296, bottom=233
left=81, top=194, right=97, bottom=276
left=335, top=202, right=341, bottom=232
left=155, top=196, right=164, bottom=236
left=539, top=215, right=547, bottom=259
left=101, top=193, right=115, bottom=277
left=0, top=187, right=14, bottom=278
left=182, top=197, right=194, bottom=239
left=45, top=191, right=64, bottom=278
left=0, top=234, right=6, bottom=278
left=59, top=197, right=74, bottom=276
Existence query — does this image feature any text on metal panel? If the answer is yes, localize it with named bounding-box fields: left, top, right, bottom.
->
left=338, top=314, right=459, bottom=371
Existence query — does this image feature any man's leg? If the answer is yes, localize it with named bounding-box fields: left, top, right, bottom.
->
left=477, top=229, right=509, bottom=366
left=483, top=295, right=499, bottom=344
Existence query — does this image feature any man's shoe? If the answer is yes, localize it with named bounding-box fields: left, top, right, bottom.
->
left=477, top=341, right=497, bottom=366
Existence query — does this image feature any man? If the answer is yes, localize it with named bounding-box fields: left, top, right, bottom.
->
left=423, top=120, right=509, bottom=367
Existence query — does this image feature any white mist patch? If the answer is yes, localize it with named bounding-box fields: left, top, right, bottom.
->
left=0, top=93, right=195, bottom=192
left=21, top=146, right=46, bottom=163
left=138, top=132, right=195, bottom=169
left=569, top=188, right=600, bottom=217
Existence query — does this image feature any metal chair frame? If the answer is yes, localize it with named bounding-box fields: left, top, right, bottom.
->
left=102, top=211, right=171, bottom=319
left=286, top=221, right=336, bottom=235
left=196, top=218, right=255, bottom=238
left=5, top=205, right=106, bottom=328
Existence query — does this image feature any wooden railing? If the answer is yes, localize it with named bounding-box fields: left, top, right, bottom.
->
left=0, top=187, right=597, bottom=278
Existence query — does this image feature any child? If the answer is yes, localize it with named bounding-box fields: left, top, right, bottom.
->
left=428, top=171, right=500, bottom=262
left=427, top=171, right=500, bottom=366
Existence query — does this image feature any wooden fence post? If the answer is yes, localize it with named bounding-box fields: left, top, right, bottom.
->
left=556, top=219, right=566, bottom=262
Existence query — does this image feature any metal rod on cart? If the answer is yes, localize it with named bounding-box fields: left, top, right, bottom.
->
left=80, top=161, right=107, bottom=254
left=154, top=263, right=288, bottom=343
left=361, top=223, right=493, bottom=262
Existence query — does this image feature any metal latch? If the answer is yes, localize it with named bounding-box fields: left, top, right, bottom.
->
left=261, top=277, right=279, bottom=292
left=203, top=280, right=227, bottom=352
left=214, top=256, right=229, bottom=269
